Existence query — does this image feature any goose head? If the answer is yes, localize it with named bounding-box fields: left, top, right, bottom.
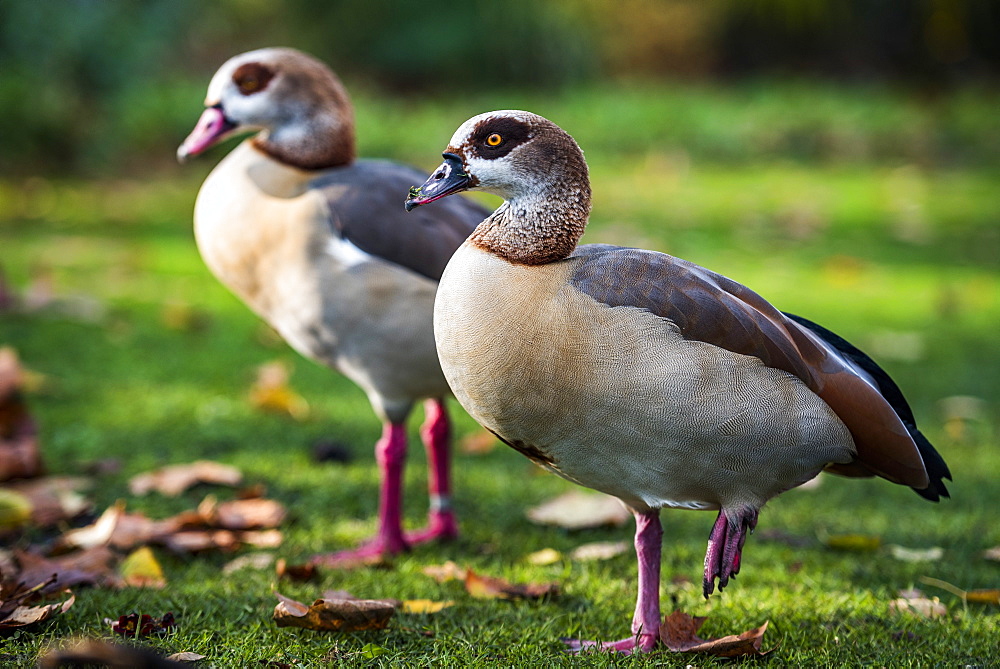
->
left=177, top=47, right=355, bottom=170
left=406, top=110, right=591, bottom=264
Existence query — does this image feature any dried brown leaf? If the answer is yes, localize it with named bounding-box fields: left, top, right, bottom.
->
left=129, top=460, right=242, bottom=497
left=59, top=501, right=124, bottom=550
left=570, top=540, right=630, bottom=562
left=658, top=611, right=770, bottom=656
left=888, top=545, right=944, bottom=562
left=273, top=591, right=396, bottom=632
left=982, top=546, right=1000, bottom=562
left=459, top=430, right=498, bottom=455
left=9, top=548, right=117, bottom=595
left=223, top=553, right=275, bottom=575
left=464, top=569, right=559, bottom=600
left=250, top=361, right=309, bottom=419
left=526, top=548, right=562, bottom=565
left=4, top=476, right=91, bottom=527
left=890, top=596, right=947, bottom=618
left=526, top=491, right=630, bottom=530
left=0, top=590, right=74, bottom=631
left=0, top=347, right=44, bottom=482
left=421, top=561, right=467, bottom=583
left=213, top=498, right=286, bottom=530
left=276, top=558, right=318, bottom=582
left=166, top=651, right=207, bottom=662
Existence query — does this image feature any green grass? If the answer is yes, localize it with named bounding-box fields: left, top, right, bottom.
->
left=1, top=83, right=999, bottom=666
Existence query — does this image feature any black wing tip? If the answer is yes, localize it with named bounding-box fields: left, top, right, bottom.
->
left=910, top=428, right=953, bottom=503
left=784, top=312, right=954, bottom=503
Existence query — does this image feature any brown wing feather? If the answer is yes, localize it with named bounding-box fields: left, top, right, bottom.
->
left=568, top=245, right=929, bottom=489
left=312, top=160, right=487, bottom=281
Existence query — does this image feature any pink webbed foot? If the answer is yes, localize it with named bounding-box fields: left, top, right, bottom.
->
left=311, top=534, right=408, bottom=568
left=563, top=633, right=659, bottom=654
left=404, top=509, right=458, bottom=544
left=703, top=507, right=759, bottom=597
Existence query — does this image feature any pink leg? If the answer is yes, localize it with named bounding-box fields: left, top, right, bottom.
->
left=312, top=422, right=409, bottom=566
left=406, top=398, right=459, bottom=544
left=702, top=507, right=759, bottom=597
left=564, top=510, right=662, bottom=654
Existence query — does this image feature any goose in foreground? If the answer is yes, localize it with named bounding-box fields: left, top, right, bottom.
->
left=405, top=110, right=950, bottom=652
left=178, top=48, right=488, bottom=563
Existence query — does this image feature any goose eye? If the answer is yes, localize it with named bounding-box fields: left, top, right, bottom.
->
left=237, top=77, right=260, bottom=94
left=486, top=133, right=502, bottom=147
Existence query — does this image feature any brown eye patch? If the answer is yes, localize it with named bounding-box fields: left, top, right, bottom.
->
left=469, top=116, right=533, bottom=159
left=232, top=62, right=275, bottom=96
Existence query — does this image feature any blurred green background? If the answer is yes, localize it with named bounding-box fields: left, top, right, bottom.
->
left=2, top=0, right=999, bottom=176
left=1, top=1, right=999, bottom=664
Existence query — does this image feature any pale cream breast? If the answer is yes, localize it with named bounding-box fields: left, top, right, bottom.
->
left=435, top=244, right=855, bottom=511
left=193, top=141, right=448, bottom=421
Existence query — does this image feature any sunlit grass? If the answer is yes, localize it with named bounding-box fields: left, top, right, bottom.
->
left=1, top=84, right=998, bottom=665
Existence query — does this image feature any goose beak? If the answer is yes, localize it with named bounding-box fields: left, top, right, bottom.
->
left=405, top=153, right=470, bottom=211
left=177, top=106, right=238, bottom=163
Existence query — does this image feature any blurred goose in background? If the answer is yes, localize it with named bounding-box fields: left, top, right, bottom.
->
left=178, top=48, right=487, bottom=564
left=405, top=110, right=950, bottom=653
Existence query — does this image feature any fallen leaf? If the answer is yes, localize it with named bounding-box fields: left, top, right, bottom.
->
left=120, top=547, right=166, bottom=589
left=421, top=561, right=467, bottom=583
left=59, top=501, right=124, bottom=550
left=459, top=430, right=497, bottom=455
left=272, top=591, right=396, bottom=632
left=889, top=545, right=944, bottom=562
left=4, top=476, right=91, bottom=527
left=982, top=546, right=1000, bottom=562
left=109, top=611, right=176, bottom=637
left=526, top=490, right=630, bottom=530
left=167, top=651, right=206, bottom=662
left=0, top=488, right=33, bottom=530
left=0, top=575, right=74, bottom=632
left=464, top=569, right=559, bottom=600
left=223, top=553, right=275, bottom=575
left=401, top=599, right=454, bottom=614
left=276, top=558, right=318, bottom=582
left=129, top=460, right=242, bottom=496
left=570, top=540, right=630, bottom=561
left=526, top=548, right=562, bottom=565
left=212, top=498, right=286, bottom=530
left=658, top=611, right=770, bottom=656
left=0, top=347, right=44, bottom=481
left=823, top=534, right=882, bottom=551
left=889, top=597, right=946, bottom=618
left=239, top=529, right=284, bottom=548
left=9, top=548, right=117, bottom=594
left=250, top=361, right=308, bottom=419
left=965, top=589, right=1000, bottom=605
left=38, top=639, right=187, bottom=668
left=919, top=577, right=1000, bottom=605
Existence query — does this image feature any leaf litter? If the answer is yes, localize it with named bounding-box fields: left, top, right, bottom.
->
left=658, top=611, right=771, bottom=656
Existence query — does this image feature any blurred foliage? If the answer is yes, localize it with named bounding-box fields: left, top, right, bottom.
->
left=0, top=0, right=997, bottom=176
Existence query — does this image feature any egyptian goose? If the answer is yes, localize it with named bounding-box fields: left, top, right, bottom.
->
left=405, top=110, right=950, bottom=653
left=177, top=48, right=488, bottom=563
